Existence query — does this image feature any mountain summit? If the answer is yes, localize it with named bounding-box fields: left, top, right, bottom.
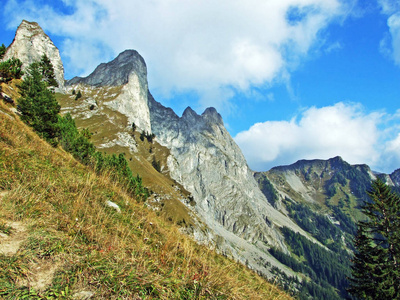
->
left=67, top=50, right=146, bottom=87
left=2, top=20, right=65, bottom=91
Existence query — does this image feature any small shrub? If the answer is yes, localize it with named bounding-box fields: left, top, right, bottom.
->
left=152, top=157, right=161, bottom=172
left=75, top=90, right=82, bottom=100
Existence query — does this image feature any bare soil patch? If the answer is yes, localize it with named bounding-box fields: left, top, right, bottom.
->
left=0, top=221, right=28, bottom=256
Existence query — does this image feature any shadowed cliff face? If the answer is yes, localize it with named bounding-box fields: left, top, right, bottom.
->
left=65, top=50, right=152, bottom=134
left=2, top=20, right=65, bottom=91
left=67, top=50, right=147, bottom=87
left=148, top=92, right=317, bottom=275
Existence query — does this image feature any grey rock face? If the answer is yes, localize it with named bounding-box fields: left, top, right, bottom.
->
left=66, top=50, right=152, bottom=133
left=67, top=50, right=146, bottom=87
left=390, top=169, right=400, bottom=186
left=3, top=20, right=65, bottom=91
left=62, top=40, right=314, bottom=276
left=64, top=48, right=314, bottom=276
left=148, top=93, right=310, bottom=275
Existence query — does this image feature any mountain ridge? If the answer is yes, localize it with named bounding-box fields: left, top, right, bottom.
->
left=67, top=49, right=146, bottom=87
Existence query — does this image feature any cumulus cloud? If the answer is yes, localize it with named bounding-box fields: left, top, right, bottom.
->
left=234, top=102, right=400, bottom=173
left=3, top=0, right=350, bottom=107
left=379, top=0, right=400, bottom=65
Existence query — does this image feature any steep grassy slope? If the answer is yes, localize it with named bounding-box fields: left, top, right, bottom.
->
left=56, top=87, right=196, bottom=228
left=0, top=89, right=291, bottom=299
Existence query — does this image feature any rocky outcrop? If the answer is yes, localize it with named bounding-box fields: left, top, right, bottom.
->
left=2, top=20, right=65, bottom=91
left=390, top=169, right=400, bottom=186
left=66, top=50, right=152, bottom=133
left=148, top=93, right=313, bottom=275
left=67, top=50, right=146, bottom=87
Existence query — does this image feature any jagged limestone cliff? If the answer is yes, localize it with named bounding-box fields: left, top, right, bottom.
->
left=62, top=47, right=314, bottom=276
left=148, top=94, right=307, bottom=247
left=2, top=20, right=65, bottom=91
left=61, top=36, right=309, bottom=277
left=67, top=50, right=151, bottom=134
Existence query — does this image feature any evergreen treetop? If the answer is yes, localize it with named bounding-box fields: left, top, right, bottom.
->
left=349, top=178, right=400, bottom=299
left=0, top=57, right=23, bottom=82
left=17, top=62, right=60, bottom=143
left=39, top=53, right=58, bottom=88
left=0, top=43, right=6, bottom=60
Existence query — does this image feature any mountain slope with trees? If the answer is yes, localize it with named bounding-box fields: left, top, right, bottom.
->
left=0, top=59, right=292, bottom=299
left=255, top=157, right=400, bottom=299
left=349, top=179, right=400, bottom=299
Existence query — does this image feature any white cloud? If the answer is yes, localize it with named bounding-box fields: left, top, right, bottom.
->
left=378, top=0, right=400, bottom=14
left=234, top=102, right=400, bottom=172
left=325, top=41, right=343, bottom=53
left=379, top=0, right=400, bottom=65
left=3, top=0, right=350, bottom=107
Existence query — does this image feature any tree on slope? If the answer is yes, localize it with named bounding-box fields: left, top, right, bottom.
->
left=39, top=54, right=58, bottom=88
left=17, top=62, right=60, bottom=143
left=348, top=178, right=400, bottom=299
left=0, top=57, right=23, bottom=82
left=0, top=43, right=6, bottom=59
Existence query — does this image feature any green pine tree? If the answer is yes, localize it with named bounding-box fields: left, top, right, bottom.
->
left=0, top=57, right=23, bottom=82
left=75, top=90, right=82, bottom=100
left=17, top=62, right=60, bottom=144
left=39, top=54, right=58, bottom=88
left=0, top=43, right=6, bottom=60
left=348, top=179, right=400, bottom=299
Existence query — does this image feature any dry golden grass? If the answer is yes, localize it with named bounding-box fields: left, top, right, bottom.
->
left=56, top=88, right=198, bottom=228
left=0, top=97, right=292, bottom=299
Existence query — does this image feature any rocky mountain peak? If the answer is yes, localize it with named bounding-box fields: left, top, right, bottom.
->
left=17, top=20, right=42, bottom=35
left=202, top=107, right=223, bottom=125
left=66, top=49, right=152, bottom=133
left=3, top=20, right=65, bottom=91
left=271, top=155, right=349, bottom=173
left=67, top=49, right=146, bottom=87
left=181, top=106, right=223, bottom=128
left=182, top=106, right=201, bottom=121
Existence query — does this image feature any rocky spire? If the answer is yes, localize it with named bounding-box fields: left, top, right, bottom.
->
left=66, top=49, right=152, bottom=133
left=2, top=20, right=65, bottom=91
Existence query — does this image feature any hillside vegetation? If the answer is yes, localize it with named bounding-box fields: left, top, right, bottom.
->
left=0, top=83, right=292, bottom=299
left=255, top=159, right=369, bottom=299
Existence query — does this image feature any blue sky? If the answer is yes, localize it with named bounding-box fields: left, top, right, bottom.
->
left=1, top=0, right=400, bottom=173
